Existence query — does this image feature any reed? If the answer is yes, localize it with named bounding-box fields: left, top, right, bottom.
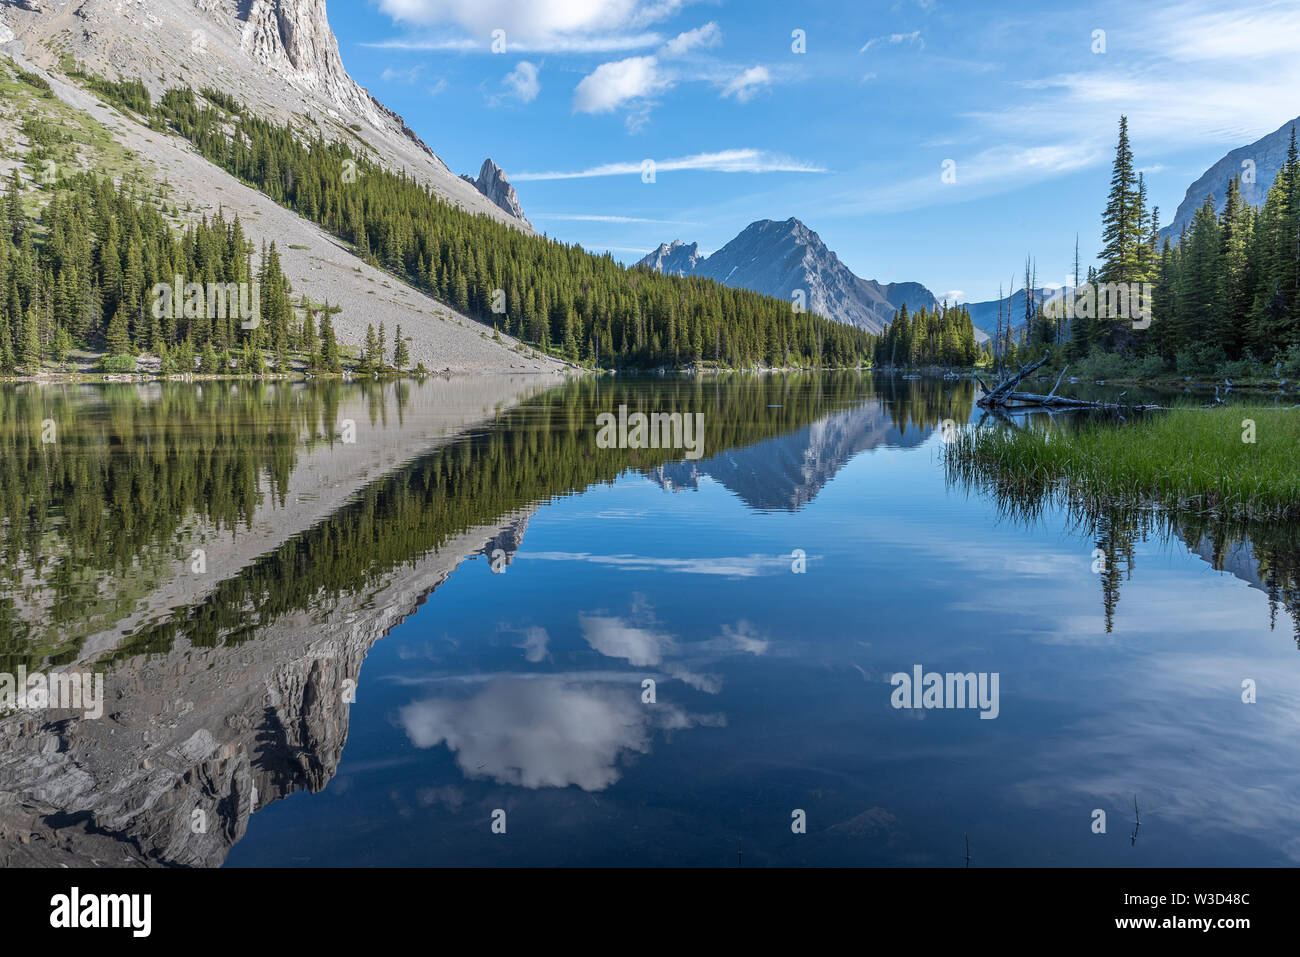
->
left=944, top=407, right=1300, bottom=521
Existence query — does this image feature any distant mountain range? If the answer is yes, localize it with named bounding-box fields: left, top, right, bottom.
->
left=961, top=287, right=1062, bottom=339
left=638, top=218, right=937, bottom=335
left=1159, top=114, right=1300, bottom=243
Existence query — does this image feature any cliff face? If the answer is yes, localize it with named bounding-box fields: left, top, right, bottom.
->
left=1158, top=114, right=1300, bottom=244
left=239, top=0, right=356, bottom=104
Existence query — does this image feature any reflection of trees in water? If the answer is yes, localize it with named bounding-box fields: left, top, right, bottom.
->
left=872, top=375, right=977, bottom=436
left=1094, top=511, right=1138, bottom=634
left=1097, top=512, right=1300, bottom=642
left=946, top=445, right=1300, bottom=638
left=2, top=374, right=885, bottom=668
left=0, top=382, right=369, bottom=671
left=115, top=373, right=886, bottom=659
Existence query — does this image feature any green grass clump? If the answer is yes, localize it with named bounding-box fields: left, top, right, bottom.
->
left=945, top=406, right=1300, bottom=520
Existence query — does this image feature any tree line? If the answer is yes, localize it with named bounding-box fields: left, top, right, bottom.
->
left=0, top=162, right=365, bottom=374
left=105, top=80, right=874, bottom=369
left=1012, top=116, right=1300, bottom=375
left=872, top=300, right=983, bottom=368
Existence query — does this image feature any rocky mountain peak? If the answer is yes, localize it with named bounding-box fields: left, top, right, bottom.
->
left=639, top=216, right=936, bottom=334
left=1158, top=113, right=1300, bottom=243
left=638, top=240, right=705, bottom=277
left=238, top=0, right=354, bottom=105
left=0, top=0, right=536, bottom=230
left=461, top=158, right=530, bottom=225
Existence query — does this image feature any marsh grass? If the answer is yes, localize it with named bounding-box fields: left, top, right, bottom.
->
left=945, top=406, right=1300, bottom=521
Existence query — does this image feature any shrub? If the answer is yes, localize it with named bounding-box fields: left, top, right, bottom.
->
left=1136, top=354, right=1168, bottom=378
left=100, top=354, right=137, bottom=374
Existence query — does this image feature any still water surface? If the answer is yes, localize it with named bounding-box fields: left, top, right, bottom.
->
left=1, top=374, right=1296, bottom=866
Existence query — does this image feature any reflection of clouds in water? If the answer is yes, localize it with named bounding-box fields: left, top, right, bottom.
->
left=1012, top=653, right=1300, bottom=861
left=523, top=551, right=799, bottom=578
left=580, top=614, right=675, bottom=666
left=721, top=620, right=769, bottom=655
left=399, top=678, right=723, bottom=791
left=663, top=664, right=720, bottom=693
left=516, top=626, right=550, bottom=663
left=418, top=785, right=467, bottom=812
left=580, top=610, right=723, bottom=691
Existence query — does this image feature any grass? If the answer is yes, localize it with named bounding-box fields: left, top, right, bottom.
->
left=945, top=406, right=1300, bottom=521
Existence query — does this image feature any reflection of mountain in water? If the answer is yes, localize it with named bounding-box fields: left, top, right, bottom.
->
left=650, top=404, right=921, bottom=509
left=0, top=377, right=556, bottom=869
left=0, top=373, right=874, bottom=867
left=648, top=377, right=973, bottom=510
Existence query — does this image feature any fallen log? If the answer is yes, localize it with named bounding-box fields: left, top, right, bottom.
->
left=977, top=349, right=1165, bottom=412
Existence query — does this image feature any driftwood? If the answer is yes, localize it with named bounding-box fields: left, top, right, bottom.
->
left=975, top=349, right=1165, bottom=412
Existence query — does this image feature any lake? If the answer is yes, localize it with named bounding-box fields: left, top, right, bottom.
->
left=1, top=373, right=1297, bottom=867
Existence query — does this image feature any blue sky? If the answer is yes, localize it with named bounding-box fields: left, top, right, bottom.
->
left=327, top=0, right=1300, bottom=303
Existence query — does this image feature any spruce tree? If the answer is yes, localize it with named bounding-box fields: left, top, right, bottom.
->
left=392, top=323, right=409, bottom=369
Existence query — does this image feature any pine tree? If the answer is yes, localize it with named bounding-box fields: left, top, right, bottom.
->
left=362, top=322, right=379, bottom=372
left=105, top=302, right=132, bottom=355
left=19, top=306, right=41, bottom=370
left=392, top=322, right=409, bottom=369
left=320, top=305, right=340, bottom=372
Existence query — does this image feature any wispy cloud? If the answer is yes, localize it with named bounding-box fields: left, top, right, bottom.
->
left=532, top=213, right=703, bottom=225
left=970, top=1, right=1300, bottom=151
left=363, top=33, right=662, bottom=53
left=808, top=143, right=1100, bottom=218
left=720, top=65, right=772, bottom=103
left=514, top=148, right=826, bottom=181
left=860, top=30, right=924, bottom=53
left=492, top=60, right=541, bottom=105
left=380, top=65, right=425, bottom=83
left=662, top=21, right=722, bottom=58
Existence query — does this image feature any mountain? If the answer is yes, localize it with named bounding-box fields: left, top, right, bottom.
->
left=0, top=0, right=558, bottom=373
left=962, top=287, right=1062, bottom=339
left=0, top=0, right=530, bottom=230
left=638, top=218, right=937, bottom=335
left=1158, top=114, right=1300, bottom=243
left=641, top=240, right=705, bottom=277
left=461, top=158, right=531, bottom=227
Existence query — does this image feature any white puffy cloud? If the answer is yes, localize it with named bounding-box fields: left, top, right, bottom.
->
left=573, top=55, right=670, bottom=113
